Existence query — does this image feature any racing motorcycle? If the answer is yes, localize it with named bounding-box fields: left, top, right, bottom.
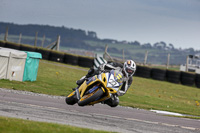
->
left=65, top=69, right=124, bottom=106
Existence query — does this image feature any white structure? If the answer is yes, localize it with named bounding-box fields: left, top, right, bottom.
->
left=0, top=50, right=10, bottom=79
left=0, top=47, right=27, bottom=81
left=180, top=55, right=200, bottom=74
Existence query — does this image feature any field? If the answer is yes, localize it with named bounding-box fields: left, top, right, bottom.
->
left=0, top=60, right=199, bottom=117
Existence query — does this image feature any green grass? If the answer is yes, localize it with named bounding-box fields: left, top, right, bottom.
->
left=0, top=116, right=112, bottom=133
left=0, top=60, right=200, bottom=116
left=120, top=77, right=200, bottom=116
left=166, top=115, right=200, bottom=119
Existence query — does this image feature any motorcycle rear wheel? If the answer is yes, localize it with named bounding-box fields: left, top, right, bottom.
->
left=65, top=91, right=77, bottom=105
left=78, top=88, right=104, bottom=106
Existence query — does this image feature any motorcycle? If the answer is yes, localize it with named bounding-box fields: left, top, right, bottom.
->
left=65, top=69, right=124, bottom=106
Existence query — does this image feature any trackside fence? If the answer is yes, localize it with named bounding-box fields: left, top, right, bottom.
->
left=0, top=40, right=199, bottom=89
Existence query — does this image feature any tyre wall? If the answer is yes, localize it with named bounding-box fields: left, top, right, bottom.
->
left=0, top=40, right=5, bottom=47
left=20, top=44, right=36, bottom=52
left=5, top=42, right=21, bottom=50
left=135, top=66, right=151, bottom=78
left=195, top=74, right=200, bottom=88
left=166, top=70, right=180, bottom=84
left=49, top=51, right=64, bottom=63
left=151, top=68, right=166, bottom=81
left=78, top=56, right=94, bottom=68
left=36, top=48, right=50, bottom=60
left=64, top=54, right=78, bottom=65
left=180, top=72, right=195, bottom=86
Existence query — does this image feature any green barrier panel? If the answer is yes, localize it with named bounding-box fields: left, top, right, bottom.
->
left=23, top=52, right=42, bottom=81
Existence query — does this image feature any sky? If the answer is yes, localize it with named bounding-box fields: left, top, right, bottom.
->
left=0, top=0, right=200, bottom=50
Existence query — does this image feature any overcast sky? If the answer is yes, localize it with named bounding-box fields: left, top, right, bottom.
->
left=0, top=0, right=200, bottom=49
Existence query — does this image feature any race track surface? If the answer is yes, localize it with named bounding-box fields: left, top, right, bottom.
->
left=0, top=88, right=199, bottom=133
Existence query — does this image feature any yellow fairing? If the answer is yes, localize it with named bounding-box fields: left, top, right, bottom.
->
left=67, top=91, right=75, bottom=97
left=107, top=87, right=117, bottom=94
left=78, top=73, right=118, bottom=105
left=101, top=73, right=107, bottom=87
left=78, top=80, right=89, bottom=97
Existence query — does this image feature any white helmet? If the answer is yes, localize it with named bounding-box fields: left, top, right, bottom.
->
left=123, top=60, right=136, bottom=77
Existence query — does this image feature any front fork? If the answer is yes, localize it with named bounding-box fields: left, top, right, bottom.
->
left=75, top=87, right=80, bottom=101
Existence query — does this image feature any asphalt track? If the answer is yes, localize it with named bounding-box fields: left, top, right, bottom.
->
left=0, top=88, right=199, bottom=133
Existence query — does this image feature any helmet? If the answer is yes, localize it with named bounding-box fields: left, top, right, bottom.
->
left=123, top=60, right=136, bottom=77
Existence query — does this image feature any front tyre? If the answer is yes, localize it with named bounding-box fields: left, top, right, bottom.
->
left=65, top=91, right=77, bottom=105
left=78, top=88, right=104, bottom=106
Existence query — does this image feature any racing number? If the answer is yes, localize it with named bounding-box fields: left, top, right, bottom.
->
left=109, top=79, right=117, bottom=87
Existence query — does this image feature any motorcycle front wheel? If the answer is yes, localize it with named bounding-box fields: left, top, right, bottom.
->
left=78, top=88, right=104, bottom=106
left=65, top=91, right=77, bottom=105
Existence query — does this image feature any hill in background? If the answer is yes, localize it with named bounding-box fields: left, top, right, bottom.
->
left=0, top=22, right=199, bottom=65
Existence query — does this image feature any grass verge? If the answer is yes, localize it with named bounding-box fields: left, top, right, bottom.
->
left=0, top=116, right=112, bottom=133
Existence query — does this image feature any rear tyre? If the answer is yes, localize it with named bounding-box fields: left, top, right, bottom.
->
left=65, top=91, right=77, bottom=105
left=78, top=88, right=104, bottom=106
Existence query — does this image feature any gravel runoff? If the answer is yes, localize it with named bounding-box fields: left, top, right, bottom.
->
left=0, top=88, right=199, bottom=133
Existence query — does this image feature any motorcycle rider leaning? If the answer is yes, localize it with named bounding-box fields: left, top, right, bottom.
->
left=76, top=60, right=136, bottom=107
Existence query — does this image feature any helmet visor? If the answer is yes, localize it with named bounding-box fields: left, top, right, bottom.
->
left=125, top=67, right=134, bottom=75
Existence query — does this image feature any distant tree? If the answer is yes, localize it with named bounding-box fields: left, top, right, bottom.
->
left=130, top=41, right=140, bottom=46
left=154, top=41, right=167, bottom=49
left=87, top=31, right=97, bottom=38
left=185, top=48, right=195, bottom=54
left=168, top=43, right=174, bottom=49
left=160, top=41, right=167, bottom=47
left=142, top=43, right=152, bottom=48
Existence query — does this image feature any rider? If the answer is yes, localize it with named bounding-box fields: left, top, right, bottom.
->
left=76, top=60, right=136, bottom=107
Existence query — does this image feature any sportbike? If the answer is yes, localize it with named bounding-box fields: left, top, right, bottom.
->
left=65, top=69, right=123, bottom=106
